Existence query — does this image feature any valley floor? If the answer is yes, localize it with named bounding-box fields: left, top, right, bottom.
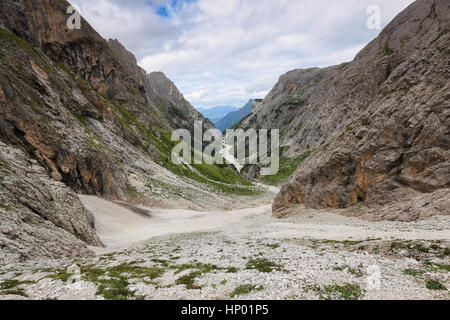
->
left=0, top=189, right=449, bottom=300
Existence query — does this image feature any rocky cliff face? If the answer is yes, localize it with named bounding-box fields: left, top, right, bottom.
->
left=107, top=38, right=213, bottom=134
left=0, top=0, right=214, bottom=263
left=0, top=141, right=102, bottom=263
left=240, top=0, right=449, bottom=220
left=0, top=0, right=211, bottom=195
left=238, top=67, right=339, bottom=157
left=144, top=71, right=214, bottom=134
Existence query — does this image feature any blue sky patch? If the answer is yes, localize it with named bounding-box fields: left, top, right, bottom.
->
left=156, top=6, right=169, bottom=18
left=150, top=0, right=196, bottom=19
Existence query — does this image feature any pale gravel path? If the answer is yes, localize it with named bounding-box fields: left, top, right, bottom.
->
left=79, top=195, right=449, bottom=250
left=79, top=195, right=272, bottom=251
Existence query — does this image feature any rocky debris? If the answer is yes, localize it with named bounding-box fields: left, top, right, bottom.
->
left=0, top=142, right=102, bottom=263
left=237, top=0, right=450, bottom=218
left=363, top=189, right=450, bottom=222
left=0, top=208, right=448, bottom=300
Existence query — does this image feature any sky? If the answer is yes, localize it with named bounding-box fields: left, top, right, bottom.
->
left=70, top=0, right=415, bottom=109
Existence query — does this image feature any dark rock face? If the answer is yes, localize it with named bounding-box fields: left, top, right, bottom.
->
left=0, top=0, right=140, bottom=97
left=0, top=0, right=210, bottom=196
left=144, top=71, right=214, bottom=134
left=241, top=0, right=450, bottom=219
left=0, top=0, right=213, bottom=262
left=107, top=38, right=214, bottom=133
left=0, top=23, right=127, bottom=198
left=0, top=141, right=102, bottom=263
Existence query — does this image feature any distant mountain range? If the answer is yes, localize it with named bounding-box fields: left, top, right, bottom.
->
left=216, top=99, right=254, bottom=132
left=197, top=106, right=238, bottom=125
left=198, top=100, right=254, bottom=132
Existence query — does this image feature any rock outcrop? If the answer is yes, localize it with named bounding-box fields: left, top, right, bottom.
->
left=239, top=0, right=450, bottom=220
left=0, top=141, right=102, bottom=263
left=107, top=38, right=214, bottom=134
left=144, top=71, right=214, bottom=134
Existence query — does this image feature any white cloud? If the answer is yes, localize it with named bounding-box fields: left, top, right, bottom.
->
left=197, top=0, right=238, bottom=17
left=184, top=88, right=208, bottom=101
left=70, top=0, right=415, bottom=109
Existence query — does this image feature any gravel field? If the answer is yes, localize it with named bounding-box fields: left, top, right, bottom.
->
left=0, top=193, right=449, bottom=300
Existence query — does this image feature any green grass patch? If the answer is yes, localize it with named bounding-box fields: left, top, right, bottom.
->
left=315, top=239, right=364, bottom=246
left=420, top=260, right=450, bottom=273
left=434, top=263, right=450, bottom=272
left=125, top=185, right=138, bottom=197
left=424, top=261, right=450, bottom=272
left=261, top=150, right=312, bottom=185
left=192, top=162, right=251, bottom=186
left=0, top=280, right=22, bottom=290
left=403, top=269, right=426, bottom=277
left=389, top=241, right=449, bottom=257
left=47, top=269, right=72, bottom=282
left=44, top=262, right=165, bottom=299
left=172, top=262, right=221, bottom=275
left=1, top=288, right=28, bottom=297
left=106, top=263, right=165, bottom=280
left=175, top=271, right=203, bottom=290
left=246, top=258, right=282, bottom=273
left=0, top=279, right=33, bottom=297
left=306, top=283, right=365, bottom=300
left=403, top=260, right=449, bottom=291
left=279, top=146, right=290, bottom=156
left=97, top=277, right=135, bottom=300
left=170, top=261, right=241, bottom=289
left=0, top=28, right=42, bottom=58
left=151, top=259, right=171, bottom=268
left=55, top=62, right=75, bottom=78
left=172, top=262, right=224, bottom=290
left=425, top=279, right=447, bottom=291
left=333, top=264, right=364, bottom=277
left=230, top=284, right=263, bottom=298
left=383, top=43, right=394, bottom=56
left=226, top=267, right=239, bottom=273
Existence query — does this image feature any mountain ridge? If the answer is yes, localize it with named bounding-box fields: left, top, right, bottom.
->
left=216, top=99, right=255, bottom=132
left=197, top=106, right=239, bottom=126
left=237, top=0, right=449, bottom=220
